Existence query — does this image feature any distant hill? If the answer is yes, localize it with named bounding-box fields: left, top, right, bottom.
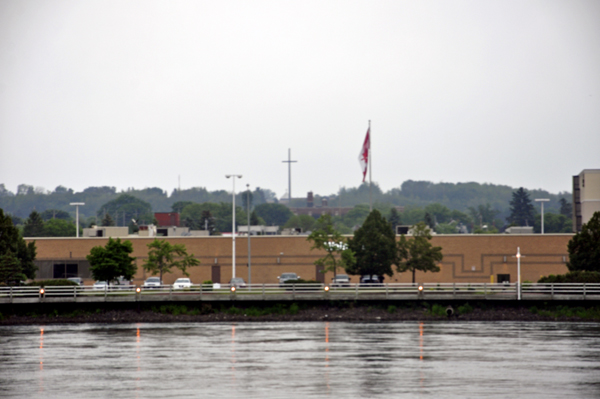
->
left=0, top=181, right=571, bottom=224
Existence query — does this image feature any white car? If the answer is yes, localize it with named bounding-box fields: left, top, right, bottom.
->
left=143, top=277, right=163, bottom=289
left=173, top=278, right=192, bottom=289
left=93, top=281, right=108, bottom=290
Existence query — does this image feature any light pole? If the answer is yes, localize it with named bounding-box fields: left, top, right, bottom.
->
left=69, top=202, right=85, bottom=238
left=535, top=198, right=550, bottom=234
left=226, top=175, right=242, bottom=279
left=515, top=247, right=521, bottom=300
left=246, top=184, right=251, bottom=288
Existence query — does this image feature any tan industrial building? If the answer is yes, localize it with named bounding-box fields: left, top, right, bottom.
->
left=29, top=234, right=572, bottom=286
left=573, top=169, right=600, bottom=232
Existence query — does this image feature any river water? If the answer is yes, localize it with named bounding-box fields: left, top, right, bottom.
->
left=1, top=321, right=599, bottom=398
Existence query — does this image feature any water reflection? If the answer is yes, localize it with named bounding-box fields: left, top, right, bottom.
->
left=38, top=327, right=44, bottom=393
left=0, top=321, right=599, bottom=398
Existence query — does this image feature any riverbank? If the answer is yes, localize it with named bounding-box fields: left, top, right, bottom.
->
left=2, top=301, right=600, bottom=325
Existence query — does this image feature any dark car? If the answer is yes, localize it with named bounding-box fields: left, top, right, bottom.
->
left=360, top=275, right=383, bottom=287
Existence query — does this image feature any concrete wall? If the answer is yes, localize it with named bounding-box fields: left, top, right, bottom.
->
left=27, top=234, right=572, bottom=285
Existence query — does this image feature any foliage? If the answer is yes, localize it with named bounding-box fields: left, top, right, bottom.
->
left=171, top=201, right=194, bottom=213
left=346, top=210, right=396, bottom=279
left=43, top=219, right=77, bottom=237
left=534, top=212, right=572, bottom=233
left=567, top=212, right=600, bottom=273
left=40, top=209, right=72, bottom=221
left=250, top=211, right=264, bottom=226
left=285, top=214, right=316, bottom=233
left=254, top=203, right=293, bottom=226
left=23, top=211, right=45, bottom=237
left=457, top=303, right=474, bottom=314
left=181, top=202, right=245, bottom=234
left=97, top=194, right=153, bottom=226
left=559, top=198, right=572, bottom=217
left=388, top=208, right=402, bottom=229
left=101, top=213, right=115, bottom=226
left=142, top=239, right=200, bottom=281
left=87, top=238, right=137, bottom=284
left=538, top=271, right=600, bottom=284
left=507, top=187, right=535, bottom=226
left=0, top=209, right=37, bottom=281
left=307, top=214, right=356, bottom=276
left=396, top=222, right=443, bottom=283
left=26, top=279, right=78, bottom=287
left=0, top=251, right=25, bottom=285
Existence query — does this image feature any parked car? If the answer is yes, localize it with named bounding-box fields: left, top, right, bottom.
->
left=360, top=275, right=383, bottom=287
left=143, top=277, right=163, bottom=289
left=331, top=274, right=351, bottom=287
left=229, top=277, right=247, bottom=288
left=67, top=277, right=83, bottom=286
left=93, top=281, right=108, bottom=290
left=173, top=278, right=192, bottom=289
left=278, top=273, right=300, bottom=287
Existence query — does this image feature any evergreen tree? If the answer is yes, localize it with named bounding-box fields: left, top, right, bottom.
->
left=424, top=212, right=435, bottom=229
left=23, top=210, right=45, bottom=237
left=559, top=198, right=573, bottom=218
left=346, top=210, right=396, bottom=280
left=388, top=208, right=402, bottom=232
left=102, top=213, right=115, bottom=226
left=0, top=209, right=37, bottom=281
left=567, top=211, right=600, bottom=273
left=507, top=187, right=535, bottom=226
left=200, top=210, right=216, bottom=234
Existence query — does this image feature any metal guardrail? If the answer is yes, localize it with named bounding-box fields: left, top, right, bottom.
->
left=1, top=283, right=600, bottom=304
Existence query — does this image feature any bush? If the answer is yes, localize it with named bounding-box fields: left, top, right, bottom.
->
left=458, top=303, right=474, bottom=314
left=387, top=305, right=397, bottom=314
left=538, top=271, right=600, bottom=284
left=26, top=279, right=78, bottom=287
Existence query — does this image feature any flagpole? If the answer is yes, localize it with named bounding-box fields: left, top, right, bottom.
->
left=369, top=120, right=372, bottom=212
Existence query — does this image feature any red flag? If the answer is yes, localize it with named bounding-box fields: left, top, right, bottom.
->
left=358, top=128, right=370, bottom=182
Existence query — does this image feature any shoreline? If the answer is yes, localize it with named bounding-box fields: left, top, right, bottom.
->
left=2, top=303, right=600, bottom=325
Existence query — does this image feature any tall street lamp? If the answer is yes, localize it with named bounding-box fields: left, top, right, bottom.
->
left=246, top=184, right=251, bottom=288
left=515, top=247, right=522, bottom=300
left=535, top=198, right=550, bottom=234
left=69, top=202, right=85, bottom=238
left=226, top=175, right=242, bottom=279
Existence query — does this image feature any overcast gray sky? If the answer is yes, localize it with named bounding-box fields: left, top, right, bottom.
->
left=1, top=0, right=599, bottom=199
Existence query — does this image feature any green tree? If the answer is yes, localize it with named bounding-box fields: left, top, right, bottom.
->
left=0, top=210, right=37, bottom=281
left=102, top=213, right=115, bottom=226
left=424, top=203, right=452, bottom=224
left=396, top=222, right=443, bottom=284
left=254, top=203, right=293, bottom=226
left=98, top=194, right=153, bottom=226
left=507, top=188, right=535, bottom=226
left=43, top=219, right=77, bottom=237
left=143, top=239, right=200, bottom=281
left=40, top=209, right=72, bottom=221
left=172, top=201, right=194, bottom=213
left=284, top=214, right=316, bottom=233
left=307, top=214, right=355, bottom=277
left=346, top=210, right=396, bottom=280
left=23, top=210, right=45, bottom=237
left=468, top=203, right=500, bottom=229
left=250, top=210, right=264, bottom=226
left=87, top=238, right=137, bottom=284
left=567, top=211, right=600, bottom=273
left=559, top=198, right=573, bottom=218
left=388, top=208, right=402, bottom=231
left=0, top=250, right=26, bottom=285
left=424, top=212, right=435, bottom=229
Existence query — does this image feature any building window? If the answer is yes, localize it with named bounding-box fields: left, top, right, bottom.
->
left=53, top=264, right=79, bottom=279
